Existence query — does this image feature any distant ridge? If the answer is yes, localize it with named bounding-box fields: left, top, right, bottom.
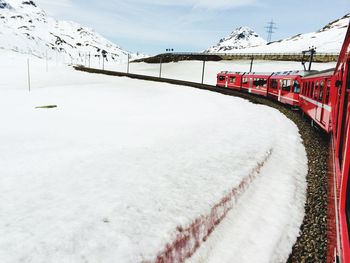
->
left=206, top=14, right=350, bottom=54
left=0, top=0, right=143, bottom=62
left=206, top=26, right=267, bottom=53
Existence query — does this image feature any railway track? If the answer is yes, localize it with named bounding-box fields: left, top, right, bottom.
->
left=74, top=65, right=330, bottom=263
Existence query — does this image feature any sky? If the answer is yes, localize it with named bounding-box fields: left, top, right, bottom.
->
left=32, top=0, right=349, bottom=55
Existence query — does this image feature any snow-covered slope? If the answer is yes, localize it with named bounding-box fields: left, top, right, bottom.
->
left=0, top=50, right=307, bottom=263
left=0, top=0, right=135, bottom=62
left=207, top=14, right=350, bottom=54
left=206, top=26, right=267, bottom=52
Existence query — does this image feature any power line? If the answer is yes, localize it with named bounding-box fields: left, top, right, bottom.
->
left=265, top=20, right=277, bottom=43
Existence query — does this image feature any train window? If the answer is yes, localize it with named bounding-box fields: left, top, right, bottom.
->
left=325, top=87, right=330, bottom=104
left=242, top=78, right=248, bottom=84
left=230, top=77, right=236, bottom=83
left=305, top=83, right=308, bottom=95
left=293, top=80, right=300, bottom=94
left=270, top=79, right=278, bottom=89
left=319, top=81, right=324, bottom=102
left=311, top=82, right=315, bottom=98
left=314, top=81, right=319, bottom=99
left=218, top=76, right=225, bottom=81
left=254, top=78, right=267, bottom=87
left=282, top=79, right=291, bottom=92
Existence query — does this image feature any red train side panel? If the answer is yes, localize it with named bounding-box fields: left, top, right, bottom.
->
left=299, top=70, right=335, bottom=133
left=268, top=72, right=302, bottom=106
left=331, top=20, right=350, bottom=263
left=241, top=73, right=271, bottom=96
left=216, top=72, right=243, bottom=90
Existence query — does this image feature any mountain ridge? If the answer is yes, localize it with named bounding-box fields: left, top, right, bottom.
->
left=206, top=26, right=267, bottom=53
left=0, top=0, right=139, bottom=63
left=206, top=14, right=350, bottom=54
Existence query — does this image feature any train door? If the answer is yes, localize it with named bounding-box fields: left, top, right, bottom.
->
left=225, top=76, right=228, bottom=88
left=316, top=80, right=325, bottom=124
left=278, top=79, right=283, bottom=102
left=249, top=78, right=253, bottom=93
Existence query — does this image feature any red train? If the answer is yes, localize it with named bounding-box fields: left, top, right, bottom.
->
left=216, top=21, right=350, bottom=263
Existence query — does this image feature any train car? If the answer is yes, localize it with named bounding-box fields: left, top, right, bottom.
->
left=240, top=72, right=271, bottom=96
left=331, top=20, right=350, bottom=263
left=267, top=71, right=302, bottom=106
left=216, top=71, right=243, bottom=90
left=299, top=69, right=335, bottom=133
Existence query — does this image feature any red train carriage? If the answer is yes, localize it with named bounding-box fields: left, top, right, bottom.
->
left=216, top=72, right=243, bottom=90
left=267, top=72, right=302, bottom=106
left=331, top=20, right=350, bottom=263
left=299, top=69, right=335, bottom=133
left=241, top=72, right=271, bottom=96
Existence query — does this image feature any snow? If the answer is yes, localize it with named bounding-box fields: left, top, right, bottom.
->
left=0, top=0, right=144, bottom=63
left=207, top=14, right=349, bottom=54
left=108, top=59, right=336, bottom=86
left=0, top=50, right=308, bottom=263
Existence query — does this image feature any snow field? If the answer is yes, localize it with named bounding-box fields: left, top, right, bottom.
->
left=0, top=51, right=307, bottom=262
left=108, top=59, right=335, bottom=86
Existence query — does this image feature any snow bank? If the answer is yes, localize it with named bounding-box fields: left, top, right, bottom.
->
left=0, top=51, right=307, bottom=263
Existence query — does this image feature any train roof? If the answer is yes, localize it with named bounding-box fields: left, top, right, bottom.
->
left=219, top=70, right=309, bottom=77
left=302, top=68, right=335, bottom=79
left=218, top=71, right=242, bottom=75
left=219, top=69, right=335, bottom=78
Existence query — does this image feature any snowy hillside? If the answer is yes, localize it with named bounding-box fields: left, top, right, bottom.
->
left=0, top=0, right=136, bottom=63
left=207, top=14, right=350, bottom=54
left=206, top=26, right=267, bottom=52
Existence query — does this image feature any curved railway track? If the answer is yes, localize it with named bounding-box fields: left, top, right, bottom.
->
left=74, top=65, right=330, bottom=262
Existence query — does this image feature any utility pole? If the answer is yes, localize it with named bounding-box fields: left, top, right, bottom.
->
left=201, top=59, right=206, bottom=84
left=265, top=20, right=277, bottom=43
left=101, top=50, right=107, bottom=70
left=301, top=46, right=317, bottom=71
left=127, top=54, right=130, bottom=73
left=159, top=57, right=162, bottom=78
left=249, top=56, right=254, bottom=72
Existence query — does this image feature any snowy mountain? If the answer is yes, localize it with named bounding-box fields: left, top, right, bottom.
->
left=206, top=26, right=267, bottom=52
left=0, top=0, right=137, bottom=63
left=206, top=14, right=350, bottom=54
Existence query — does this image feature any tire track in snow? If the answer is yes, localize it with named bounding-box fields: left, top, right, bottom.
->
left=146, top=149, right=273, bottom=263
